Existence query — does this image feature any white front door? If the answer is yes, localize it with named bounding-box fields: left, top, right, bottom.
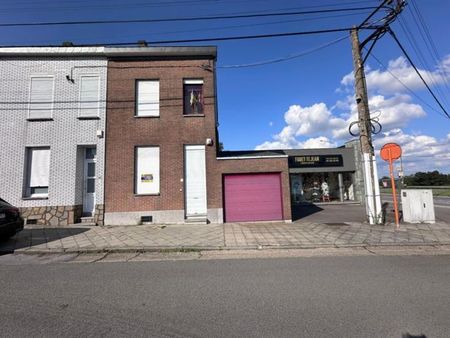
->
left=184, top=145, right=207, bottom=217
left=83, top=147, right=96, bottom=216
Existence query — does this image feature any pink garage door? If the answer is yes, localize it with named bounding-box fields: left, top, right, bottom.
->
left=224, top=173, right=283, bottom=222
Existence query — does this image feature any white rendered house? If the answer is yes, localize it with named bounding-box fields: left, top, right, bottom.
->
left=0, top=47, right=108, bottom=225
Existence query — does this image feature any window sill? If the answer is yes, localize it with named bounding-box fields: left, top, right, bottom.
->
left=27, top=118, right=53, bottom=122
left=22, top=196, right=49, bottom=200
left=183, top=114, right=205, bottom=117
left=78, top=116, right=100, bottom=120
left=134, top=115, right=160, bottom=119
left=134, top=193, right=160, bottom=197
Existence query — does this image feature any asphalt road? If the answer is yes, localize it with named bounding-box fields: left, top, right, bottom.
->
left=1, top=255, right=450, bottom=337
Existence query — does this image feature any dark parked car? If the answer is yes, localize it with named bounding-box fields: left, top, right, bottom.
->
left=0, top=198, right=24, bottom=239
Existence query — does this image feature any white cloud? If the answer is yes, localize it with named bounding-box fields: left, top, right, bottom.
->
left=255, top=55, right=449, bottom=173
left=255, top=93, right=427, bottom=148
left=256, top=135, right=336, bottom=150
left=340, top=56, right=450, bottom=95
left=283, top=103, right=343, bottom=136
left=374, top=128, right=450, bottom=174
left=302, top=136, right=337, bottom=149
left=269, top=121, right=273, bottom=127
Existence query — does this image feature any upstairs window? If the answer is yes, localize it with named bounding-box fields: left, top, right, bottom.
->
left=25, top=147, right=50, bottom=198
left=183, top=79, right=204, bottom=115
left=136, top=80, right=160, bottom=117
left=29, top=76, right=54, bottom=120
left=79, top=75, right=100, bottom=118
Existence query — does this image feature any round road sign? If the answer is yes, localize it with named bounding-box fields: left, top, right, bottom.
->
left=380, top=143, right=402, bottom=162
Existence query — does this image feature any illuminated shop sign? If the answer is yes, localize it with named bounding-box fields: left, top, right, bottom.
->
left=289, top=154, right=343, bottom=168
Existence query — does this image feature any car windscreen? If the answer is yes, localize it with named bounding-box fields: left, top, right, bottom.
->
left=0, top=198, right=12, bottom=207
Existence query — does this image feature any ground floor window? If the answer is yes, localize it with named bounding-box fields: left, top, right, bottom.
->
left=290, top=172, right=355, bottom=204
left=25, top=147, right=50, bottom=198
left=135, top=146, right=160, bottom=195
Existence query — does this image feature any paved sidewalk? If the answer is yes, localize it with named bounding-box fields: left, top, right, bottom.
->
left=2, top=220, right=450, bottom=254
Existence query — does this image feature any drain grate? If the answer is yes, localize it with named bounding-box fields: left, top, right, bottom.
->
left=323, top=222, right=349, bottom=226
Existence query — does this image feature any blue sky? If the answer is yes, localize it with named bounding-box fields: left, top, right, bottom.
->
left=1, top=0, right=449, bottom=175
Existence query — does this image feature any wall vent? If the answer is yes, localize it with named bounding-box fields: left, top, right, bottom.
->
left=141, top=216, right=153, bottom=224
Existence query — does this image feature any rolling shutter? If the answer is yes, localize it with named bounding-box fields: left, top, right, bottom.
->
left=29, top=77, right=54, bottom=119
left=79, top=76, right=100, bottom=117
left=224, top=173, right=283, bottom=222
left=137, top=80, right=160, bottom=116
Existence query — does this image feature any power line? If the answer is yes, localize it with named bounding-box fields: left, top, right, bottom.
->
left=367, top=51, right=448, bottom=119
left=218, top=35, right=347, bottom=68
left=3, top=11, right=372, bottom=46
left=388, top=28, right=450, bottom=119
left=0, top=27, right=357, bottom=47
left=0, top=0, right=380, bottom=12
left=0, top=6, right=382, bottom=27
left=398, top=12, right=450, bottom=109
left=409, top=0, right=450, bottom=99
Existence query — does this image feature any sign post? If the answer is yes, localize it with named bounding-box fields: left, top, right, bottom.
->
left=380, top=143, right=402, bottom=228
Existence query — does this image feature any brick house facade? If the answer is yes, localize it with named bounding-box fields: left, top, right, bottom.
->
left=0, top=45, right=362, bottom=227
left=103, top=47, right=292, bottom=225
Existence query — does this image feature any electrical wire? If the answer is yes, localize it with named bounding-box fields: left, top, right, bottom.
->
left=0, top=0, right=382, bottom=12
left=367, top=51, right=448, bottom=119
left=409, top=0, right=450, bottom=99
left=388, top=28, right=450, bottom=120
left=0, top=27, right=357, bottom=47
left=397, top=14, right=450, bottom=109
left=0, top=6, right=382, bottom=27
left=217, top=35, right=347, bottom=68
left=5, top=10, right=372, bottom=46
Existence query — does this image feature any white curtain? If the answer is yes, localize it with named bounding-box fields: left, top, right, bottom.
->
left=137, top=81, right=159, bottom=116
left=136, top=147, right=160, bottom=194
left=29, top=148, right=50, bottom=187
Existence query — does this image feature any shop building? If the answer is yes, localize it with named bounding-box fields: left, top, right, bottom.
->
left=286, top=141, right=364, bottom=205
left=0, top=47, right=108, bottom=226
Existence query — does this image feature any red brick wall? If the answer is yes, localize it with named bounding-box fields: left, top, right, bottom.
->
left=105, top=57, right=292, bottom=222
left=105, top=58, right=218, bottom=213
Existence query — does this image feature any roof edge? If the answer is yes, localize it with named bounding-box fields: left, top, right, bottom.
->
left=0, top=46, right=217, bottom=58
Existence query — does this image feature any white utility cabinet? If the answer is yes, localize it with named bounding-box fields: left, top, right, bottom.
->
left=401, top=189, right=435, bottom=223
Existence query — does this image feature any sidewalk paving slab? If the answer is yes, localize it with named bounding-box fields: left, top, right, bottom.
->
left=1, top=221, right=450, bottom=255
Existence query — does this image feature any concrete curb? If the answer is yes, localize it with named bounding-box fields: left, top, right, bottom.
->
left=3, top=242, right=450, bottom=255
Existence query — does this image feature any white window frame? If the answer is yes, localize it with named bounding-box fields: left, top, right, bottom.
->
left=78, top=74, right=101, bottom=118
left=183, top=79, right=204, bottom=85
left=135, top=146, right=160, bottom=195
left=135, top=80, right=160, bottom=117
left=183, top=79, right=204, bottom=115
left=25, top=147, right=51, bottom=198
left=28, top=75, right=55, bottom=120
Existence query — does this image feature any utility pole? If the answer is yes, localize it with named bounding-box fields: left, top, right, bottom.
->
left=350, top=27, right=382, bottom=224
left=348, top=0, right=405, bottom=225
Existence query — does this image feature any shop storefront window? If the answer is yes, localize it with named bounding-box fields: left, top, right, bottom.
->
left=290, top=172, right=355, bottom=204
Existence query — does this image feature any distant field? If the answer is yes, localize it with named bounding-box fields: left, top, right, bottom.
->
left=380, top=187, right=450, bottom=197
